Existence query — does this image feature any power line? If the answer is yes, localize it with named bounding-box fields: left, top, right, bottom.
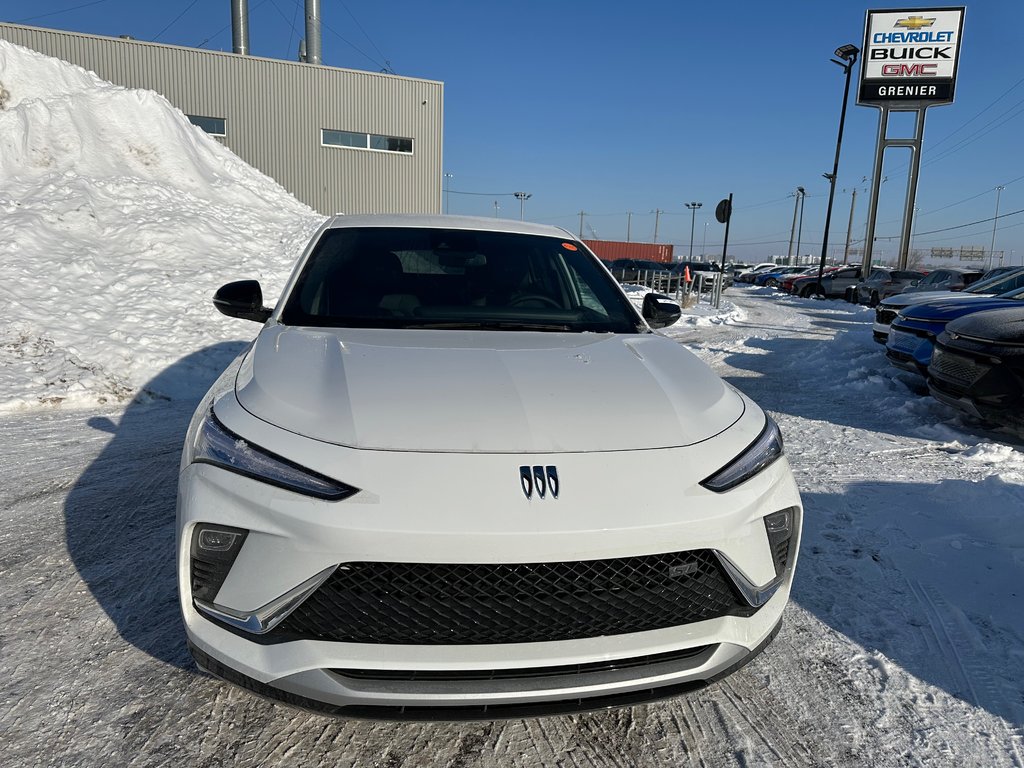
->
left=15, top=0, right=113, bottom=24
left=449, top=190, right=519, bottom=197
left=267, top=0, right=303, bottom=53
left=916, top=174, right=1024, bottom=219
left=287, top=0, right=388, bottom=71
left=925, top=76, right=1024, bottom=154
left=334, top=0, right=392, bottom=72
left=914, top=207, right=1024, bottom=237
left=153, top=0, right=201, bottom=43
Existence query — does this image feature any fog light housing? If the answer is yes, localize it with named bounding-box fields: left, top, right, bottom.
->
left=764, top=508, right=798, bottom=577
left=190, top=524, right=248, bottom=603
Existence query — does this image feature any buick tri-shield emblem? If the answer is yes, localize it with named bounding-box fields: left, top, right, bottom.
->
left=520, top=465, right=559, bottom=499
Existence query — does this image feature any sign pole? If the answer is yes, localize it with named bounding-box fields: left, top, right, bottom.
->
left=858, top=7, right=965, bottom=273
left=717, top=193, right=733, bottom=309
left=897, top=109, right=927, bottom=269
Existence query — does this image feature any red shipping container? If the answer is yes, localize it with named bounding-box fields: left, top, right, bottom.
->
left=581, top=239, right=674, bottom=263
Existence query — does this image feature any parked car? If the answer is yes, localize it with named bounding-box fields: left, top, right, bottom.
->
left=790, top=266, right=862, bottom=298
left=779, top=266, right=835, bottom=294
left=180, top=214, right=803, bottom=717
left=672, top=261, right=732, bottom=289
left=856, top=268, right=927, bottom=306
left=928, top=305, right=1024, bottom=429
left=607, top=258, right=670, bottom=283
left=753, top=266, right=808, bottom=287
left=871, top=267, right=1024, bottom=343
left=885, top=286, right=1024, bottom=375
left=900, top=266, right=985, bottom=295
left=736, top=263, right=781, bottom=284
left=729, top=263, right=752, bottom=279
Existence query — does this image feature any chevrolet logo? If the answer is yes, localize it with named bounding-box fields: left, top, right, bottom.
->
left=894, top=16, right=936, bottom=30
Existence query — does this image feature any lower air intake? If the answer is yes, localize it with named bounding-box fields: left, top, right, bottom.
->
left=267, top=549, right=751, bottom=645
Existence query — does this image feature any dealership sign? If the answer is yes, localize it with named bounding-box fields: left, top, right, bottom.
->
left=858, top=7, right=965, bottom=105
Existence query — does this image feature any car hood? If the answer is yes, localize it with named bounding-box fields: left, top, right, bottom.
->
left=947, top=306, right=1024, bottom=345
left=233, top=325, right=746, bottom=452
left=902, top=297, right=1021, bottom=322
left=880, top=291, right=989, bottom=311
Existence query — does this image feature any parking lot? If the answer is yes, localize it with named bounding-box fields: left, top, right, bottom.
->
left=3, top=290, right=1021, bottom=767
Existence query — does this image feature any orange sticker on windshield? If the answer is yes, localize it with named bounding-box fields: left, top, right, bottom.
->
left=561, top=243, right=578, bottom=251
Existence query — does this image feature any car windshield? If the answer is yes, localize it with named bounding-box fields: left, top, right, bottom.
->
left=967, top=267, right=1024, bottom=294
left=279, top=227, right=645, bottom=333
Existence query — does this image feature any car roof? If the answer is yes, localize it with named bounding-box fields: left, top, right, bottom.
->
left=324, top=213, right=575, bottom=239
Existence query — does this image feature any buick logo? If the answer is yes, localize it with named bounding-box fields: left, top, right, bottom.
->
left=520, top=465, right=559, bottom=500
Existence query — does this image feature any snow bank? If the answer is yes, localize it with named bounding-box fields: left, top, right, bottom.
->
left=0, top=41, right=324, bottom=409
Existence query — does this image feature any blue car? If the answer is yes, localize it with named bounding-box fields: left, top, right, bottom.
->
left=885, top=286, right=1024, bottom=375
left=753, top=266, right=809, bottom=287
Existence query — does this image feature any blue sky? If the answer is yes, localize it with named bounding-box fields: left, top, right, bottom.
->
left=3, top=0, right=1022, bottom=263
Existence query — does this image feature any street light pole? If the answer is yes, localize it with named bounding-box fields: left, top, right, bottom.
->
left=443, top=172, right=453, bottom=214
left=702, top=221, right=708, bottom=258
left=685, top=202, right=702, bottom=261
left=513, top=192, right=532, bottom=221
left=816, top=43, right=859, bottom=296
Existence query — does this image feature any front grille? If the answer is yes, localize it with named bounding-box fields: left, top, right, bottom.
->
left=888, top=331, right=922, bottom=353
left=270, top=550, right=750, bottom=645
left=876, top=307, right=898, bottom=326
left=931, top=348, right=987, bottom=388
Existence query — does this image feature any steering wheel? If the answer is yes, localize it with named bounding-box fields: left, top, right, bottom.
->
left=509, top=293, right=561, bottom=308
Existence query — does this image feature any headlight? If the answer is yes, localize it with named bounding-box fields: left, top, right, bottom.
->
left=189, top=407, right=359, bottom=500
left=700, top=416, right=784, bottom=492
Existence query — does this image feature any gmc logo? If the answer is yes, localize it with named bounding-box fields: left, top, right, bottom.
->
left=881, top=63, right=938, bottom=76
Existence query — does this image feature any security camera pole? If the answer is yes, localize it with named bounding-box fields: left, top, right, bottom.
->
left=816, top=44, right=858, bottom=297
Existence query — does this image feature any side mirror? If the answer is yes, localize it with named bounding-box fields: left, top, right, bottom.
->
left=213, top=280, right=272, bottom=323
left=642, top=293, right=682, bottom=329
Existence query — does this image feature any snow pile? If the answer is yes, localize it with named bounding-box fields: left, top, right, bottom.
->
left=0, top=41, right=324, bottom=409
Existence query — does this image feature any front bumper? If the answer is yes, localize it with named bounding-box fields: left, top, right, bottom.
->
left=178, top=394, right=802, bottom=717
left=885, top=327, right=933, bottom=375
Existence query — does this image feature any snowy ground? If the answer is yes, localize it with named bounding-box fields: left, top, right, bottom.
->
left=3, top=40, right=1024, bottom=767
left=3, top=289, right=1024, bottom=767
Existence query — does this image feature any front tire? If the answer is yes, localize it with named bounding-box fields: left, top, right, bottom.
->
left=870, top=291, right=880, bottom=307
left=800, top=285, right=816, bottom=298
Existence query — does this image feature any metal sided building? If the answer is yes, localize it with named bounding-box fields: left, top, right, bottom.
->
left=0, top=22, right=443, bottom=216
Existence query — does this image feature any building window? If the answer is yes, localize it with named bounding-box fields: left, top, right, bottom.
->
left=322, top=128, right=413, bottom=154
left=187, top=115, right=226, bottom=136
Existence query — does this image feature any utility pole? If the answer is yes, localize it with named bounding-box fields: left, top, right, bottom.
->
left=493, top=200, right=499, bottom=218
left=443, top=172, right=453, bottom=214
left=685, top=202, right=703, bottom=261
left=989, top=185, right=1005, bottom=270
left=794, top=189, right=806, bottom=263
left=578, top=211, right=586, bottom=238
left=626, top=212, right=632, bottom=242
left=652, top=209, right=663, bottom=243
left=843, top=188, right=857, bottom=264
left=513, top=192, right=532, bottom=221
left=787, top=190, right=801, bottom=262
